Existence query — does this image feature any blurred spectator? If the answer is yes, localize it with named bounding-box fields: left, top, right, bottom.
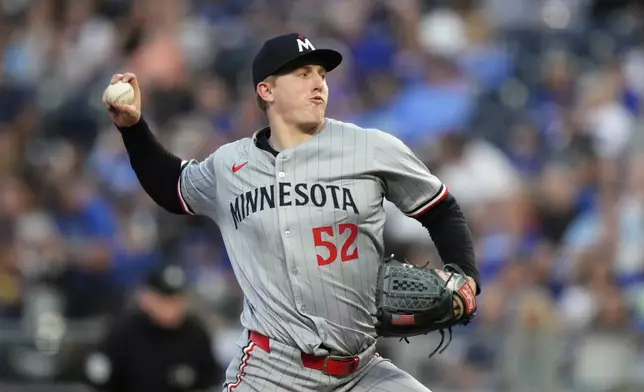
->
left=50, top=175, right=119, bottom=318
left=573, top=286, right=639, bottom=392
left=502, top=288, right=562, bottom=392
left=457, top=10, right=513, bottom=91
left=535, top=162, right=582, bottom=245
left=0, top=241, right=20, bottom=318
left=54, top=0, right=117, bottom=90
left=84, top=264, right=221, bottom=392
left=505, top=121, right=546, bottom=178
left=435, top=133, right=521, bottom=209
left=576, top=68, right=634, bottom=160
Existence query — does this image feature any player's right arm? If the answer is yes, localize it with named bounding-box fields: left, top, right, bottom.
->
left=103, top=73, right=215, bottom=216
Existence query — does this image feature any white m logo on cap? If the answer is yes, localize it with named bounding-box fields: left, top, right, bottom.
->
left=297, top=38, right=315, bottom=52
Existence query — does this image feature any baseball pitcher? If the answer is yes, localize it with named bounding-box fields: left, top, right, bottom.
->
left=104, top=33, right=481, bottom=392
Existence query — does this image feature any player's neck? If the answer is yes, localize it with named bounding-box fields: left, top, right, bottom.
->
left=267, top=117, right=323, bottom=151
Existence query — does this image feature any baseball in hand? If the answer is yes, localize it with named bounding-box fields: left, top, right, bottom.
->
left=104, top=81, right=135, bottom=106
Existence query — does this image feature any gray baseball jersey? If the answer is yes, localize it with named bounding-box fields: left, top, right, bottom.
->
left=178, top=118, right=445, bottom=356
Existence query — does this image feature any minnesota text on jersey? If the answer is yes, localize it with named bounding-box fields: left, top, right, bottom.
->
left=229, top=182, right=359, bottom=229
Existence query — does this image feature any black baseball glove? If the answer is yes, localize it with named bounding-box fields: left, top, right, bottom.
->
left=374, top=255, right=477, bottom=356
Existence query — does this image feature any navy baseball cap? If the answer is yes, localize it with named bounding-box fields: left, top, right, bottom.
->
left=252, top=33, right=343, bottom=88
left=145, top=264, right=188, bottom=296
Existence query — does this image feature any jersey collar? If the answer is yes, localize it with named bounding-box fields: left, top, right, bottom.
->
left=252, top=127, right=279, bottom=157
left=252, top=119, right=330, bottom=157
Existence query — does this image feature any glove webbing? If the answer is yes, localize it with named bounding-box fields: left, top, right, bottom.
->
left=399, top=262, right=465, bottom=358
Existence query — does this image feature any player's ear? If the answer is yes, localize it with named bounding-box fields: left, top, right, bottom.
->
left=257, top=77, right=275, bottom=104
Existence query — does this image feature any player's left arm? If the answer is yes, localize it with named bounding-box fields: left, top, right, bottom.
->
left=372, top=130, right=480, bottom=295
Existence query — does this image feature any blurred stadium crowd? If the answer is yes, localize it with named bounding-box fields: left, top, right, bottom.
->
left=0, top=0, right=644, bottom=391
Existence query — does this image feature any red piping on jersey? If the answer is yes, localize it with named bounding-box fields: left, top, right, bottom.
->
left=227, top=342, right=256, bottom=391
left=407, top=185, right=449, bottom=218
left=177, top=160, right=194, bottom=215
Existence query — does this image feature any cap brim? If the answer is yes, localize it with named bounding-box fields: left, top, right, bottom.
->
left=276, top=49, right=343, bottom=76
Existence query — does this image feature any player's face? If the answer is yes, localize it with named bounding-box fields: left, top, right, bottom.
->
left=272, top=65, right=328, bottom=130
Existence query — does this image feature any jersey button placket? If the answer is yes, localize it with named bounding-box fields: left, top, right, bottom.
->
left=276, top=156, right=304, bottom=313
left=277, top=154, right=287, bottom=179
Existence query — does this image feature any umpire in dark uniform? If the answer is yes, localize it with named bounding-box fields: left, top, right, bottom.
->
left=84, top=264, right=221, bottom=391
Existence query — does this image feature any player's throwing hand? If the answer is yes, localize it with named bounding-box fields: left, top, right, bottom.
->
left=103, top=73, right=142, bottom=128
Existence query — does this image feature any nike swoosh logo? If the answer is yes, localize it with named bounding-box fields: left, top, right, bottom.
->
left=232, top=161, right=248, bottom=173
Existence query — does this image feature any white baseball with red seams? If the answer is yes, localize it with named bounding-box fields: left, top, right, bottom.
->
left=104, top=81, right=135, bottom=106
